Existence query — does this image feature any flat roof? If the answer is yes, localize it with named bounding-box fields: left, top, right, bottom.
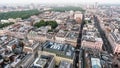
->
left=56, top=30, right=67, bottom=37
left=66, top=32, right=78, bottom=40
left=42, top=41, right=74, bottom=59
left=59, top=61, right=71, bottom=68
left=34, top=58, right=47, bottom=67
left=91, top=58, right=101, bottom=68
left=43, top=41, right=67, bottom=51
left=25, top=42, right=39, bottom=49
left=34, top=55, right=54, bottom=68
left=21, top=54, right=32, bottom=64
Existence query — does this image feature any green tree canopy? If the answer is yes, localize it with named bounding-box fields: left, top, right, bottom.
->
left=34, top=20, right=58, bottom=29
left=0, top=9, right=40, bottom=20
left=0, top=22, right=14, bottom=28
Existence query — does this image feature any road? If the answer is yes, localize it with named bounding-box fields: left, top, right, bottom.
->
left=73, top=15, right=113, bottom=68
left=73, top=15, right=85, bottom=68
left=94, top=15, right=113, bottom=54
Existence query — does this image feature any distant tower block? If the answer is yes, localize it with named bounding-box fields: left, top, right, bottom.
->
left=94, top=2, right=98, bottom=9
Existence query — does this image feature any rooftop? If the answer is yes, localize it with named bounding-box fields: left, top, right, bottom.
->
left=34, top=58, right=47, bottom=68
left=56, top=30, right=67, bottom=38
left=59, top=61, right=72, bottom=68
left=71, top=24, right=80, bottom=32
left=66, top=32, right=79, bottom=40
left=33, top=55, right=54, bottom=68
left=21, top=54, right=33, bottom=64
left=91, top=58, right=101, bottom=68
left=43, top=41, right=67, bottom=51
left=111, top=32, right=120, bottom=44
left=42, top=41, right=75, bottom=59
left=82, top=32, right=102, bottom=42
left=7, top=24, right=32, bottom=33
left=24, top=41, right=40, bottom=49
left=46, top=32, right=54, bottom=39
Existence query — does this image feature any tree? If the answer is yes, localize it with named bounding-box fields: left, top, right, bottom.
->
left=48, top=29, right=53, bottom=32
left=0, top=9, right=40, bottom=20
left=0, top=22, right=14, bottom=28
left=34, top=20, right=58, bottom=29
left=34, top=20, right=46, bottom=28
left=47, top=21, right=58, bottom=29
left=51, top=6, right=85, bottom=12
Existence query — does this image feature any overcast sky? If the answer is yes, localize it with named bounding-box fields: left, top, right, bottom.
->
left=0, top=0, right=120, bottom=4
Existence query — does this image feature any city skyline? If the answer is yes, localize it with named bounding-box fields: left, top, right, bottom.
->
left=1, top=0, right=120, bottom=5
left=0, top=1, right=120, bottom=68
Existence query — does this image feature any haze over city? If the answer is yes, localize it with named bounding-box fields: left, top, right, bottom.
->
left=1, top=0, right=120, bottom=5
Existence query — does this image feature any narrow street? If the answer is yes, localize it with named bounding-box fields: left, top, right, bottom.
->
left=94, top=15, right=113, bottom=53
left=73, top=15, right=85, bottom=68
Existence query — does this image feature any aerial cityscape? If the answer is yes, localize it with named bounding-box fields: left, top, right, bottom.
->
left=0, top=0, right=120, bottom=68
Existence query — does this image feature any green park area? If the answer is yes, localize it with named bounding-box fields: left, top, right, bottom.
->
left=0, top=9, right=40, bottom=28
left=0, top=9, right=40, bottom=20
